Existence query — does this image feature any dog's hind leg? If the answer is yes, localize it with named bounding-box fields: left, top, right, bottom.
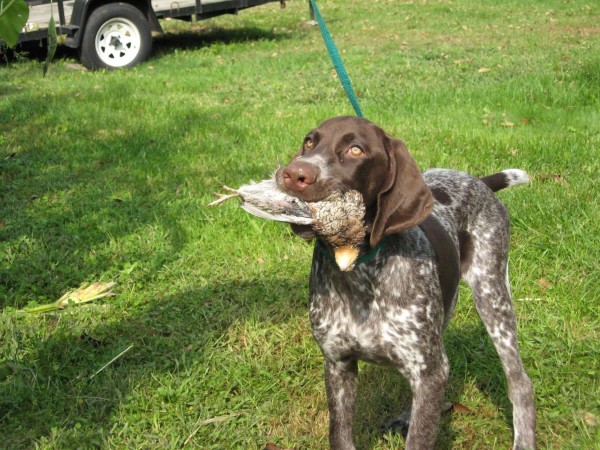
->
left=463, top=229, right=536, bottom=449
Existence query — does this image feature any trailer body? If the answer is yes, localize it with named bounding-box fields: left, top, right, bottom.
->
left=19, top=0, right=283, bottom=69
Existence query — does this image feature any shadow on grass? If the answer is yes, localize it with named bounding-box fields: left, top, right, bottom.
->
left=4, top=26, right=288, bottom=68
left=3, top=41, right=77, bottom=66
left=0, top=74, right=305, bottom=445
left=354, top=321, right=514, bottom=449
left=1, top=278, right=515, bottom=449
left=152, top=26, right=286, bottom=56
left=1, top=79, right=515, bottom=447
left=0, top=82, right=268, bottom=308
left=0, top=277, right=308, bottom=447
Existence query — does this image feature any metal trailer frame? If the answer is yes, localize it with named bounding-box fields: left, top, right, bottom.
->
left=19, top=0, right=284, bottom=47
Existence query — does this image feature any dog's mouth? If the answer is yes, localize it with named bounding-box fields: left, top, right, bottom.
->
left=289, top=223, right=316, bottom=241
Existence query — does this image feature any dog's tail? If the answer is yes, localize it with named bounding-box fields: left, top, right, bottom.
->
left=480, top=169, right=530, bottom=193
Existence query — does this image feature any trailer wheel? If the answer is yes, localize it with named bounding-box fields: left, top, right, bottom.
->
left=80, top=3, right=152, bottom=70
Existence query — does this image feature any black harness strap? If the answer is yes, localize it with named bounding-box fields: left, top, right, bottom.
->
left=418, top=215, right=461, bottom=316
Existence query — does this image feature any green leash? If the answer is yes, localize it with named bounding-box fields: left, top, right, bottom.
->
left=309, top=0, right=364, bottom=118
left=310, top=1, right=382, bottom=267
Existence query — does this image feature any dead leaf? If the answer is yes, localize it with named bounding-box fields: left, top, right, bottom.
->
left=555, top=175, right=569, bottom=186
left=581, top=411, right=598, bottom=427
left=501, top=121, right=515, bottom=127
left=65, top=63, right=87, bottom=71
left=537, top=277, right=552, bottom=293
left=264, top=444, right=282, bottom=450
left=298, top=20, right=317, bottom=30
left=452, top=402, right=473, bottom=414
left=478, top=67, right=490, bottom=73
left=536, top=173, right=568, bottom=186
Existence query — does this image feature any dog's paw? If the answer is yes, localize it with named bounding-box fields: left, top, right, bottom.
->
left=381, top=410, right=411, bottom=437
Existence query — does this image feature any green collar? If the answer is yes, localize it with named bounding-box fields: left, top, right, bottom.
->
left=316, top=237, right=389, bottom=268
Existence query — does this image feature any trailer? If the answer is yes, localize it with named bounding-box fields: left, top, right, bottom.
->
left=19, top=0, right=285, bottom=70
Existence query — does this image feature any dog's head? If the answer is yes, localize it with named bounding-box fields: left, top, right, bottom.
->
left=275, top=116, right=433, bottom=247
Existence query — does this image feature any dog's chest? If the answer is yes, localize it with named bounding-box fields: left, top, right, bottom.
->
left=309, top=255, right=439, bottom=370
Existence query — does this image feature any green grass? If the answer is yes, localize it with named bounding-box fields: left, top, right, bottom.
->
left=1, top=0, right=599, bottom=448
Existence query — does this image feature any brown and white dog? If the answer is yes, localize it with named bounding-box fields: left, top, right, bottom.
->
left=276, top=116, right=535, bottom=449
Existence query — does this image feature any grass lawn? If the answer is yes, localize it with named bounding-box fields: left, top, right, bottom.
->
left=1, top=0, right=599, bottom=448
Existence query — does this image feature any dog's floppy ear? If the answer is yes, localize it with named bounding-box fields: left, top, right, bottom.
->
left=370, top=135, right=433, bottom=248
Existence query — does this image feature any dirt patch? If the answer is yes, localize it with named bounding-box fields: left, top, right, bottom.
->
left=546, top=25, right=600, bottom=38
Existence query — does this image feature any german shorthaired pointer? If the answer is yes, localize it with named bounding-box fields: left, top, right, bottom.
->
left=275, top=117, right=536, bottom=449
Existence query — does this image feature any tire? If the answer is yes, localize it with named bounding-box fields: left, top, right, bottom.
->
left=80, top=3, right=152, bottom=70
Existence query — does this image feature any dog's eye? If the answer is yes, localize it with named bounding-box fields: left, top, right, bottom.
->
left=348, top=146, right=364, bottom=157
left=304, top=138, right=314, bottom=150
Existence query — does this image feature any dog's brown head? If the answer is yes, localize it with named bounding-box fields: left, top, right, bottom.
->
left=276, top=116, right=433, bottom=248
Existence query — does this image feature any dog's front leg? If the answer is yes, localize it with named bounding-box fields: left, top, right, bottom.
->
left=404, top=355, right=449, bottom=450
left=324, top=358, right=358, bottom=450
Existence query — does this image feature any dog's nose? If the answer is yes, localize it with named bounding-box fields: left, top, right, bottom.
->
left=282, top=160, right=317, bottom=192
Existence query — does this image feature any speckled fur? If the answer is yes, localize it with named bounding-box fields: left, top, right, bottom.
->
left=310, top=170, right=535, bottom=449
left=277, top=117, right=536, bottom=450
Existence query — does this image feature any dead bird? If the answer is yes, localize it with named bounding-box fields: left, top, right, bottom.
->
left=209, top=179, right=366, bottom=271
left=307, top=190, right=366, bottom=271
left=208, top=178, right=314, bottom=225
